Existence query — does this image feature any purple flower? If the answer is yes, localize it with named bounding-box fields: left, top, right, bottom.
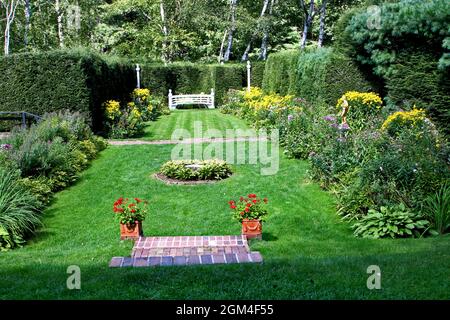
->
left=287, top=114, right=294, bottom=122
left=323, top=115, right=336, bottom=122
left=339, top=123, right=350, bottom=131
left=330, top=123, right=339, bottom=128
left=1, top=144, right=11, bottom=151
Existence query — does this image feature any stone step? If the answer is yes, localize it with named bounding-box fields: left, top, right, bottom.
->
left=110, top=252, right=263, bottom=268
left=132, top=245, right=249, bottom=258
left=133, top=235, right=248, bottom=249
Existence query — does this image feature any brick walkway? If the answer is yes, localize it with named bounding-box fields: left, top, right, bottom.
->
left=110, top=235, right=263, bottom=267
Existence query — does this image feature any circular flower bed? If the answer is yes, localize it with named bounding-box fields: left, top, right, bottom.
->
left=157, top=159, right=232, bottom=183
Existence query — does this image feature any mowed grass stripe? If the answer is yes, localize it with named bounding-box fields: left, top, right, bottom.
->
left=142, top=109, right=251, bottom=141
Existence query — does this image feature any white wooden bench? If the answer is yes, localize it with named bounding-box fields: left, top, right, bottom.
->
left=168, top=89, right=215, bottom=110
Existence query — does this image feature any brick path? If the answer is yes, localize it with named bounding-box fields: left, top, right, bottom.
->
left=110, top=235, right=263, bottom=267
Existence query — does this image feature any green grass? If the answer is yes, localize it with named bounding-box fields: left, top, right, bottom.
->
left=0, top=143, right=449, bottom=299
left=1, top=111, right=449, bottom=299
left=142, top=109, right=251, bottom=141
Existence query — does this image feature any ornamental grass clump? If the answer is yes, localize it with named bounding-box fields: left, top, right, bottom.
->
left=0, top=169, right=41, bottom=250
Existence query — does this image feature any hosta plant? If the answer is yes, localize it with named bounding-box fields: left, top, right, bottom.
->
left=352, top=204, right=429, bottom=239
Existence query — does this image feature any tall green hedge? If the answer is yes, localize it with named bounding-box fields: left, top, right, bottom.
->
left=141, top=62, right=264, bottom=106
left=262, top=48, right=373, bottom=104
left=0, top=49, right=135, bottom=132
left=262, top=50, right=299, bottom=95
left=386, top=51, right=450, bottom=133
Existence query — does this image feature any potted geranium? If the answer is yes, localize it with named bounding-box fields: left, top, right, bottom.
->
left=113, top=197, right=148, bottom=240
left=229, top=194, right=268, bottom=240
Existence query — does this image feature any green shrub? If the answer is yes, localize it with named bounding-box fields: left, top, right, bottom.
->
left=20, top=177, right=53, bottom=207
left=262, top=48, right=373, bottom=104
left=103, top=99, right=146, bottom=139
left=0, top=169, right=41, bottom=250
left=423, top=184, right=450, bottom=235
left=160, top=159, right=233, bottom=181
left=141, top=63, right=249, bottom=106
left=352, top=204, right=429, bottom=239
left=279, top=101, right=332, bottom=160
left=262, top=50, right=299, bottom=96
left=0, top=49, right=135, bottom=132
left=90, top=135, right=109, bottom=152
left=362, top=129, right=448, bottom=207
left=343, top=0, right=449, bottom=77
left=385, top=51, right=450, bottom=133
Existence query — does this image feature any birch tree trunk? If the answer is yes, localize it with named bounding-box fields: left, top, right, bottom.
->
left=241, top=0, right=270, bottom=62
left=24, top=0, right=30, bottom=46
left=258, top=0, right=276, bottom=61
left=223, top=0, right=238, bottom=62
left=318, top=0, right=327, bottom=48
left=218, top=28, right=228, bottom=63
left=299, top=0, right=316, bottom=49
left=160, top=0, right=169, bottom=64
left=55, top=0, right=64, bottom=48
left=2, top=0, right=20, bottom=55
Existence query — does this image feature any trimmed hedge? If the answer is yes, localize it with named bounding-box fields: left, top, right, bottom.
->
left=385, top=51, right=450, bottom=133
left=262, top=50, right=299, bottom=96
left=141, top=62, right=264, bottom=106
left=0, top=49, right=135, bottom=132
left=262, top=48, right=373, bottom=104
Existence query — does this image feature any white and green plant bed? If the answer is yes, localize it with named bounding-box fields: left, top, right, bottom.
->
left=154, top=159, right=233, bottom=185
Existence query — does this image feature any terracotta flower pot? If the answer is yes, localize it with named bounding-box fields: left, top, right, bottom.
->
left=120, top=221, right=143, bottom=240
left=242, top=219, right=262, bottom=240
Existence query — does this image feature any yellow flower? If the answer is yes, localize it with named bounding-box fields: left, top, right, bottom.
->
left=104, top=100, right=121, bottom=120
left=131, top=107, right=142, bottom=119
left=382, top=107, right=426, bottom=132
left=244, top=87, right=263, bottom=102
left=337, top=91, right=383, bottom=111
left=132, top=88, right=150, bottom=101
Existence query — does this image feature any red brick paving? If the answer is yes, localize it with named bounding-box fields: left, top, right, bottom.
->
left=109, top=235, right=263, bottom=268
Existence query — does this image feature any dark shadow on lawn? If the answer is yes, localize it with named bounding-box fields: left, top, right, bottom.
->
left=1, top=247, right=449, bottom=299
left=261, top=232, right=278, bottom=242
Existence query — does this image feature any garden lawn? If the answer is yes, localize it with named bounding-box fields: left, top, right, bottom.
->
left=0, top=143, right=449, bottom=299
left=142, top=109, right=251, bottom=141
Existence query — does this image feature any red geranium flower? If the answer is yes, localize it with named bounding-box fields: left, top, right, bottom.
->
left=231, top=205, right=236, bottom=209
left=252, top=199, right=257, bottom=204
left=246, top=202, right=252, bottom=207
left=248, top=194, right=257, bottom=198
left=239, top=196, right=244, bottom=201
left=134, top=198, right=142, bottom=203
left=245, top=207, right=250, bottom=212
